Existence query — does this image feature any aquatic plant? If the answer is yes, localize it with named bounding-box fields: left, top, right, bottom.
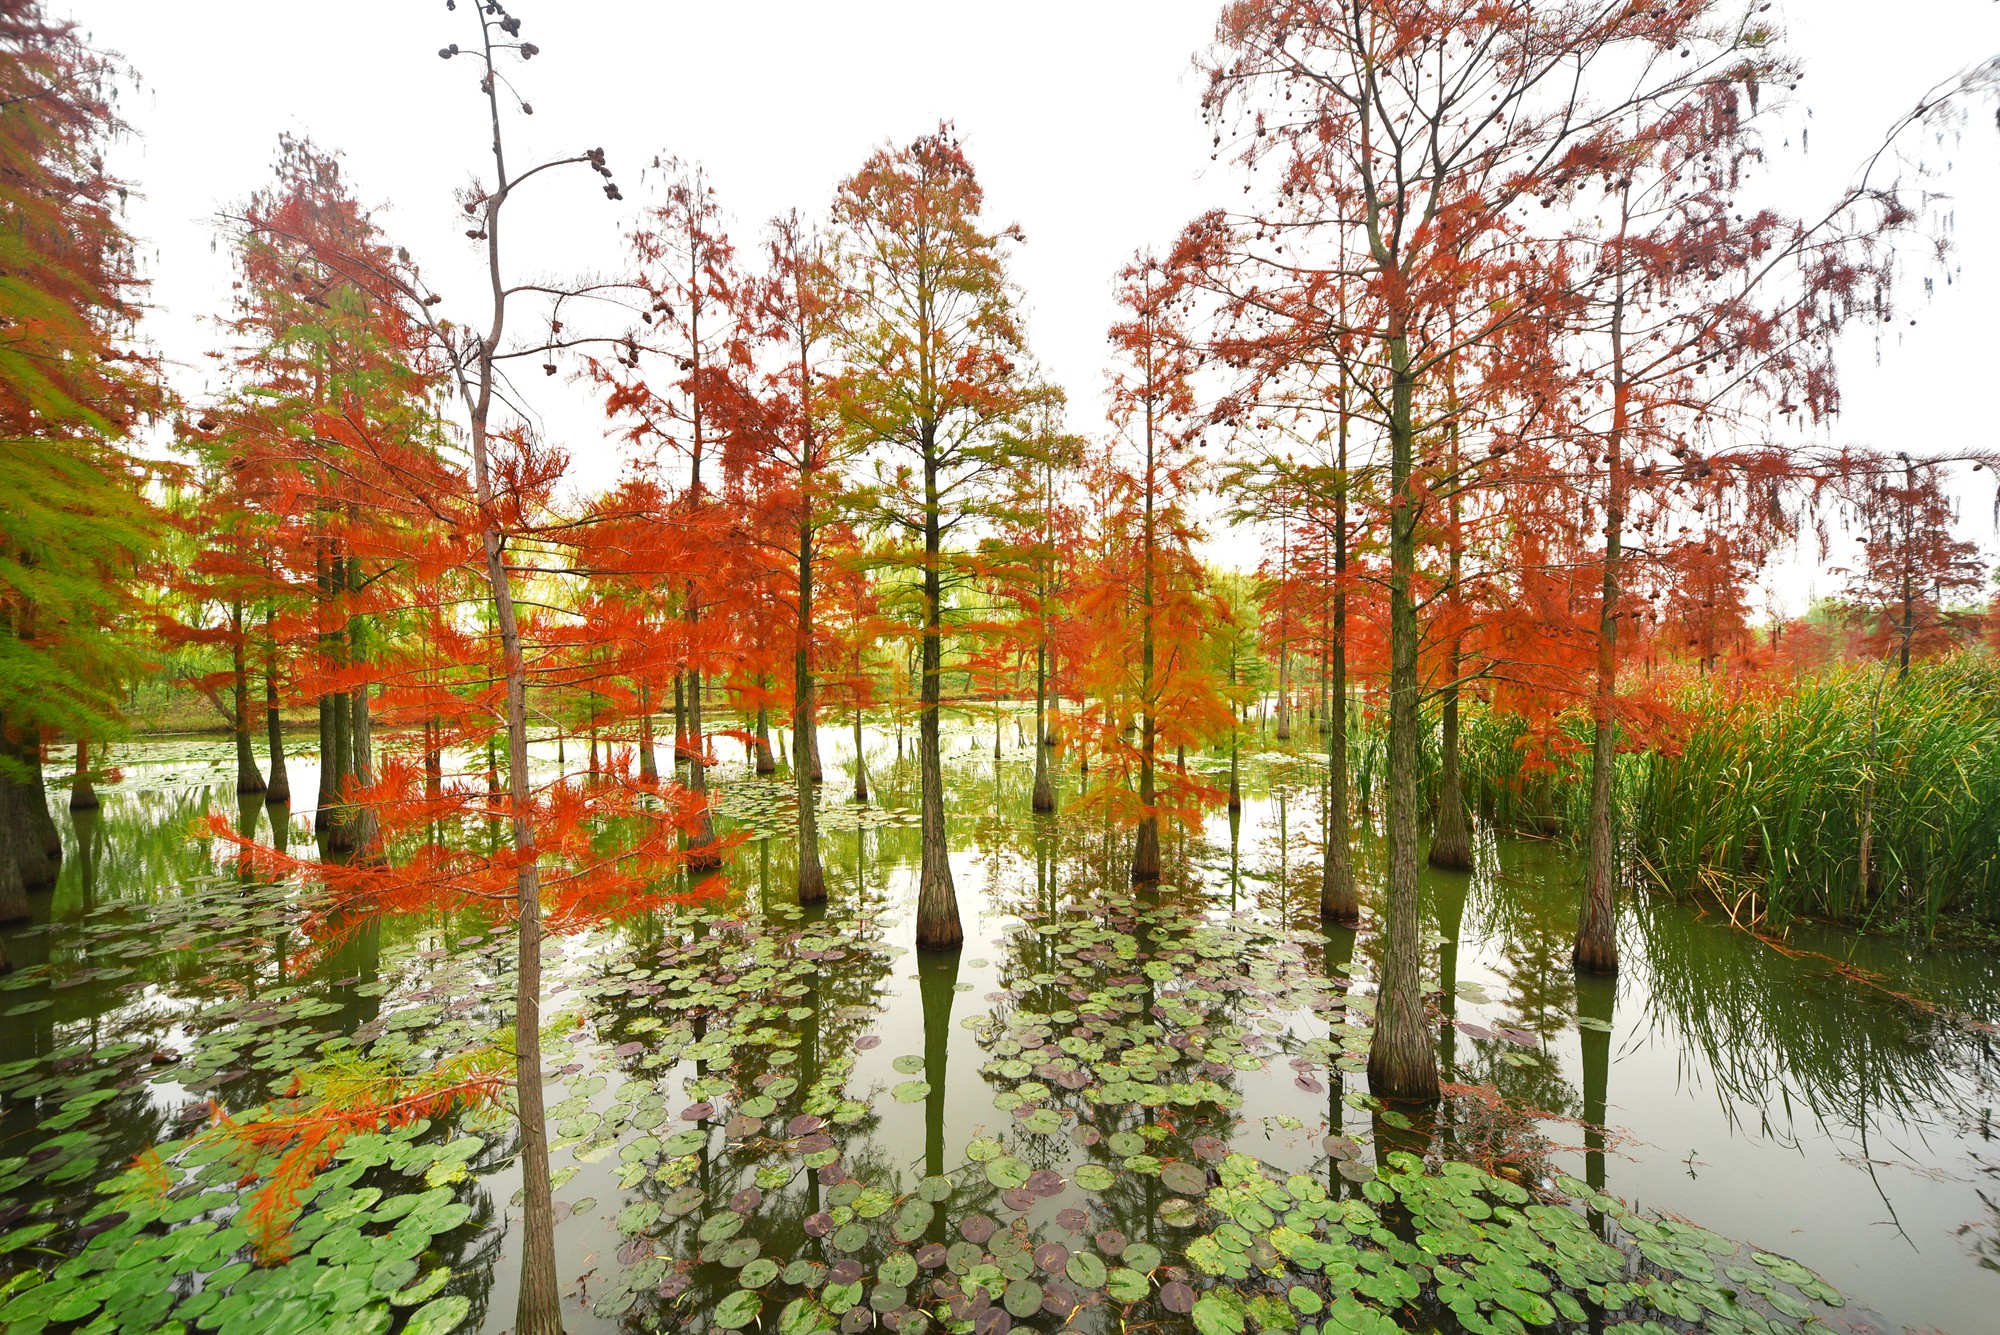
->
left=1629, top=657, right=2000, bottom=931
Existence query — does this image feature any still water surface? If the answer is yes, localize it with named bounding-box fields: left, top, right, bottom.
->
left=1, top=722, right=1995, bottom=1333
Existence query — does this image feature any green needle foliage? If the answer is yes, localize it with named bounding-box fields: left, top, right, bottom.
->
left=0, top=3, right=161, bottom=746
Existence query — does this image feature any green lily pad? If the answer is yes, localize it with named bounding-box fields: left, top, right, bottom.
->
left=985, top=1156, right=1030, bottom=1190
left=402, top=1295, right=472, bottom=1335
left=1066, top=1250, right=1106, bottom=1289
left=1122, top=1242, right=1162, bottom=1273
left=714, top=1289, right=762, bottom=1330
left=1002, top=1278, right=1043, bottom=1318
left=1074, top=1164, right=1116, bottom=1191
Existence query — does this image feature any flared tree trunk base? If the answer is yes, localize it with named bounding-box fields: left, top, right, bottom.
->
left=1572, top=934, right=1618, bottom=976
left=1131, top=818, right=1160, bottom=885
left=1367, top=1045, right=1441, bottom=1105
left=1427, top=815, right=1472, bottom=871
left=915, top=829, right=962, bottom=951
left=686, top=809, right=723, bottom=870
left=1320, top=872, right=1359, bottom=926
left=915, top=887, right=963, bottom=950
left=1574, top=857, right=1619, bottom=974
left=798, top=862, right=827, bottom=905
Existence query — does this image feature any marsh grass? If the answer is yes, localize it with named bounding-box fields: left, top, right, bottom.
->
left=1631, top=658, right=2000, bottom=932
left=1451, top=656, right=2000, bottom=932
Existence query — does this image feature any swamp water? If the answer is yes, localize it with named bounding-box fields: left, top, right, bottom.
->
left=0, top=721, right=1995, bottom=1334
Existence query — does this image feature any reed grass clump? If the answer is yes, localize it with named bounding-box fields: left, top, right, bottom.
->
left=1456, top=709, right=1596, bottom=837
left=1630, top=657, right=2000, bottom=931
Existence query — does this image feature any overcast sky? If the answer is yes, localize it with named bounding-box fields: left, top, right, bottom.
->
left=75, top=1, right=2000, bottom=603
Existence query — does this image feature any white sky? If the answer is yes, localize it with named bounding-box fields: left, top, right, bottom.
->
left=76, top=1, right=2000, bottom=606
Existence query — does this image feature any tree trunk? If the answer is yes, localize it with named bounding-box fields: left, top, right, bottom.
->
left=0, top=757, right=25, bottom=927
left=1132, top=383, right=1160, bottom=885
left=231, top=604, right=266, bottom=796
left=264, top=628, right=290, bottom=806
left=344, top=558, right=379, bottom=856
left=1275, top=645, right=1291, bottom=741
left=915, top=439, right=962, bottom=950
left=795, top=504, right=827, bottom=903
left=1322, top=375, right=1358, bottom=924
left=1367, top=326, right=1439, bottom=1104
left=326, top=686, right=353, bottom=852
left=487, top=523, right=560, bottom=1335
left=1, top=723, right=58, bottom=891
left=428, top=719, right=448, bottom=855
left=347, top=682, right=379, bottom=857
left=685, top=666, right=719, bottom=869
left=754, top=699, right=775, bottom=775
left=320, top=550, right=349, bottom=835
left=1429, top=671, right=1471, bottom=870
left=639, top=680, right=658, bottom=783
left=425, top=720, right=443, bottom=797
left=69, top=740, right=98, bottom=812
left=1031, top=644, right=1054, bottom=812
left=852, top=708, right=869, bottom=803
left=1576, top=240, right=1631, bottom=977
left=315, top=689, right=335, bottom=834
left=0, top=711, right=46, bottom=922
left=673, top=671, right=688, bottom=763
left=1430, top=435, right=1471, bottom=871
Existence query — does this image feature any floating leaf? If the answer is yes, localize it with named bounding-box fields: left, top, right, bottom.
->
left=714, top=1289, right=763, bottom=1330
left=1073, top=1164, right=1116, bottom=1192
left=402, top=1295, right=473, bottom=1335
left=616, top=1201, right=661, bottom=1236
left=1066, top=1251, right=1106, bottom=1289
left=984, top=1157, right=1030, bottom=1190
left=1002, top=1278, right=1043, bottom=1318
left=1192, top=1290, right=1246, bottom=1335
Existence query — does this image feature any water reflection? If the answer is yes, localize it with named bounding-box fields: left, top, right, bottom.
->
left=0, top=725, right=1996, bottom=1332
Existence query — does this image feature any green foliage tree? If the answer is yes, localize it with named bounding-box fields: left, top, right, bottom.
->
left=0, top=2, right=160, bottom=932
left=833, top=122, right=1037, bottom=951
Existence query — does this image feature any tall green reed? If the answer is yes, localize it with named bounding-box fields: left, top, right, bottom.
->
left=1630, top=657, right=2000, bottom=932
left=1447, top=656, right=2000, bottom=931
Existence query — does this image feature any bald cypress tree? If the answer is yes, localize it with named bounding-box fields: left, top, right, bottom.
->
left=0, top=3, right=160, bottom=946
